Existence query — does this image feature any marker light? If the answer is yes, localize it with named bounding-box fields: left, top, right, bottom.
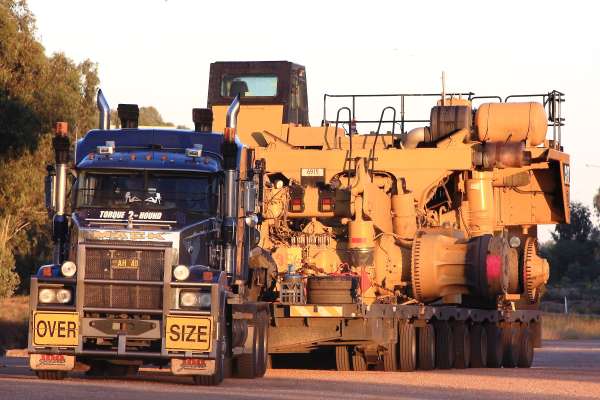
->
left=61, top=261, right=77, bottom=277
left=173, top=265, right=190, bottom=281
left=509, top=236, right=521, bottom=248
left=180, top=291, right=198, bottom=307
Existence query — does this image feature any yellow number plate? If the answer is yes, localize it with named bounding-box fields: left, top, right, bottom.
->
left=32, top=312, right=79, bottom=347
left=165, top=316, right=212, bottom=352
left=110, top=258, right=140, bottom=269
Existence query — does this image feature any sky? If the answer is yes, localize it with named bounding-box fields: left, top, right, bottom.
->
left=27, top=0, right=600, bottom=240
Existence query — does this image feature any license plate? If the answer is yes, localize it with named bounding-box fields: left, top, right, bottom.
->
left=165, top=316, right=212, bottom=352
left=110, top=257, right=140, bottom=269
left=32, top=312, right=79, bottom=347
left=30, top=354, right=75, bottom=371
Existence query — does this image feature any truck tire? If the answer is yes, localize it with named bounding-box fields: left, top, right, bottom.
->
left=417, top=324, right=435, bottom=370
left=399, top=322, right=417, bottom=371
left=351, top=348, right=368, bottom=371
left=233, top=323, right=258, bottom=378
left=307, top=276, right=356, bottom=304
left=434, top=321, right=454, bottom=369
left=469, top=324, right=488, bottom=368
left=502, top=325, right=520, bottom=368
left=255, top=312, right=269, bottom=377
left=35, top=371, right=66, bottom=380
left=382, top=341, right=398, bottom=371
left=485, top=323, right=503, bottom=368
left=193, top=355, right=224, bottom=386
left=335, top=346, right=351, bottom=371
left=452, top=322, right=471, bottom=369
left=518, top=327, right=534, bottom=368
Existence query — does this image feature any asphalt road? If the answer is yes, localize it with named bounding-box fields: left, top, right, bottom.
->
left=0, top=340, right=599, bottom=400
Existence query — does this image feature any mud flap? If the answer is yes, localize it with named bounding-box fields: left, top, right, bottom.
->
left=171, top=358, right=215, bottom=376
left=30, top=354, right=75, bottom=371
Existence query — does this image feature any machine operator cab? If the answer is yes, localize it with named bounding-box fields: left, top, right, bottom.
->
left=208, top=61, right=309, bottom=145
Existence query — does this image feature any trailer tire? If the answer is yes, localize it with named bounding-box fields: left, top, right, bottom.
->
left=452, top=322, right=471, bottom=369
left=518, top=327, right=534, bottom=368
left=434, top=321, right=454, bottom=369
left=485, top=323, right=503, bottom=368
left=382, top=341, right=398, bottom=372
left=35, top=371, right=66, bottom=380
left=502, top=325, right=520, bottom=368
left=351, top=348, right=368, bottom=371
left=335, top=346, right=351, bottom=371
left=469, top=324, right=488, bottom=368
left=399, top=322, right=417, bottom=372
left=417, top=324, right=435, bottom=371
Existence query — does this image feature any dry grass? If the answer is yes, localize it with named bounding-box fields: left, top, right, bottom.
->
left=543, top=312, right=600, bottom=340
left=0, top=295, right=29, bottom=351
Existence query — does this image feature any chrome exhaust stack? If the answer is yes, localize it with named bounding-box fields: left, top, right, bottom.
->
left=97, top=89, right=110, bottom=130
left=222, top=95, right=240, bottom=282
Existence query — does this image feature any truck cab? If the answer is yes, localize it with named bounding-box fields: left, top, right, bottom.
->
left=28, top=97, right=269, bottom=385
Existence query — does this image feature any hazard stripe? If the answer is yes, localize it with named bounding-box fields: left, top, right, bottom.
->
left=289, top=305, right=343, bottom=317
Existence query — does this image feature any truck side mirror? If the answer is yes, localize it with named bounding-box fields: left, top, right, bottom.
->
left=45, top=164, right=56, bottom=214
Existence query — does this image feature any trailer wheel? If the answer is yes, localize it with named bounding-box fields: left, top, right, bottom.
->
left=485, top=323, right=503, bottom=368
left=417, top=324, right=435, bottom=370
left=382, top=341, right=398, bottom=371
left=452, top=322, right=471, bottom=369
left=351, top=348, right=368, bottom=371
left=233, top=322, right=258, bottom=378
left=399, top=322, right=417, bottom=371
left=335, top=346, right=351, bottom=371
left=434, top=321, right=454, bottom=369
left=469, top=324, right=488, bottom=368
left=518, top=327, right=534, bottom=368
left=502, top=325, right=520, bottom=368
left=35, top=371, right=66, bottom=380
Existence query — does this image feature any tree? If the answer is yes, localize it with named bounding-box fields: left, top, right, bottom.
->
left=0, top=0, right=99, bottom=296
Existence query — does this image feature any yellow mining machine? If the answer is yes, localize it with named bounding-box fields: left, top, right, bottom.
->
left=207, top=61, right=569, bottom=371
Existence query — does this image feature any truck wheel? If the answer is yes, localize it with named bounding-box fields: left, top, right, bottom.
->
left=335, top=346, right=351, bottom=371
left=502, top=325, right=520, bottom=368
left=233, top=323, right=258, bottom=378
left=417, top=324, right=435, bottom=370
left=452, top=322, right=471, bottom=369
left=193, top=355, right=224, bottom=386
left=351, top=348, right=368, bottom=371
left=382, top=341, right=398, bottom=371
left=434, top=321, right=454, bottom=369
left=399, top=322, right=417, bottom=371
left=255, top=312, right=269, bottom=377
left=518, top=327, right=534, bottom=368
left=469, top=324, right=488, bottom=368
left=485, top=323, right=503, bottom=368
left=35, top=371, right=67, bottom=380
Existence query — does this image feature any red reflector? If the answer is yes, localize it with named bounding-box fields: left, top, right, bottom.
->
left=42, top=267, right=53, bottom=277
left=130, top=154, right=137, bottom=160
left=351, top=237, right=367, bottom=244
left=291, top=198, right=302, bottom=205
left=202, top=271, right=213, bottom=281
left=145, top=153, right=152, bottom=161
left=161, top=155, right=168, bottom=161
left=322, top=198, right=332, bottom=205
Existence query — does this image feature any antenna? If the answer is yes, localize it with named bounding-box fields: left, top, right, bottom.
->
left=441, top=71, right=446, bottom=106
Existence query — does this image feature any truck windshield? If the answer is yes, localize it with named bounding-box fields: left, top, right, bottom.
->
left=76, top=171, right=219, bottom=217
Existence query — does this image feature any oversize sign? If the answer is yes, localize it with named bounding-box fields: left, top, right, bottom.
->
left=165, top=316, right=212, bottom=352
left=32, top=312, right=79, bottom=347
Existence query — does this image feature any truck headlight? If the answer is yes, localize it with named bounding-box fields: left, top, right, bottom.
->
left=61, top=261, right=77, bottom=277
left=179, top=290, right=211, bottom=310
left=56, top=288, right=72, bottom=304
left=38, top=288, right=56, bottom=304
left=173, top=265, right=190, bottom=281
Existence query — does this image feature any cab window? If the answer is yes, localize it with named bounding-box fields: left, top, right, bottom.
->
left=220, top=75, right=278, bottom=98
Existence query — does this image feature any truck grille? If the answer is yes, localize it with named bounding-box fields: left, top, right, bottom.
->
left=84, top=284, right=162, bottom=309
left=83, top=246, right=165, bottom=310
